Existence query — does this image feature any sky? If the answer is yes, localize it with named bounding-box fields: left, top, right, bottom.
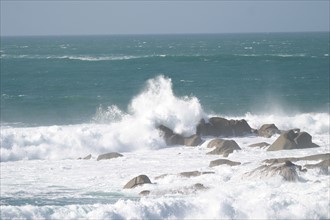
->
left=0, top=1, right=329, bottom=36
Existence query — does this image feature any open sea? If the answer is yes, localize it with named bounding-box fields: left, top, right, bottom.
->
left=1, top=32, right=329, bottom=219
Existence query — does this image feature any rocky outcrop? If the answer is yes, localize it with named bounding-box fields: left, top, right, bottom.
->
left=209, top=159, right=241, bottom=167
left=245, top=161, right=306, bottom=182
left=196, top=117, right=253, bottom=137
left=207, top=139, right=241, bottom=157
left=158, top=125, right=202, bottom=146
left=267, top=129, right=320, bottom=151
left=97, top=152, right=123, bottom=161
left=248, top=142, right=270, bottom=148
left=123, top=175, right=152, bottom=189
left=258, top=124, right=280, bottom=138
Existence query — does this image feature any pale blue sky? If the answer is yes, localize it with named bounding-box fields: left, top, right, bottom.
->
left=1, top=1, right=329, bottom=36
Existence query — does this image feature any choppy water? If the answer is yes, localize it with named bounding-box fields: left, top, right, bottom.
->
left=1, top=32, right=329, bottom=219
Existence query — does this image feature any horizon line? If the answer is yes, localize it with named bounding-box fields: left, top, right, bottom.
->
left=1, top=30, right=329, bottom=38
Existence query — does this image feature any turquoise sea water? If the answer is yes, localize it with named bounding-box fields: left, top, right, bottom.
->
left=1, top=32, right=329, bottom=126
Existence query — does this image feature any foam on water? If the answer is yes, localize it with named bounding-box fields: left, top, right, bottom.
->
left=1, top=76, right=329, bottom=219
left=1, top=76, right=329, bottom=162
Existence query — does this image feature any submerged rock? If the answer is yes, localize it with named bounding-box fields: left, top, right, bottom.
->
left=207, top=139, right=241, bottom=157
left=179, top=171, right=214, bottom=178
left=258, top=124, right=280, bottom=138
left=196, top=117, right=253, bottom=137
left=139, top=190, right=151, bottom=196
left=97, top=152, right=123, bottom=161
left=209, top=159, right=241, bottom=167
left=123, top=175, right=152, bottom=189
left=267, top=129, right=320, bottom=151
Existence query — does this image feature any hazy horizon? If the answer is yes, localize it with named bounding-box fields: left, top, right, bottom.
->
left=1, top=1, right=329, bottom=36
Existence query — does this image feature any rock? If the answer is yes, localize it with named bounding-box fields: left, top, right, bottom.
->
left=123, top=175, right=152, bottom=189
left=179, top=171, right=214, bottom=178
left=207, top=139, right=241, bottom=157
left=192, top=183, right=208, bottom=191
left=263, top=153, right=330, bottom=164
left=139, top=190, right=151, bottom=196
left=167, top=134, right=185, bottom=145
left=97, top=152, right=123, bottom=161
left=258, top=124, right=280, bottom=138
left=209, top=159, right=241, bottom=167
left=248, top=142, right=270, bottom=148
left=245, top=161, right=304, bottom=181
left=196, top=117, right=253, bottom=137
left=184, top=135, right=203, bottom=146
left=78, top=154, right=92, bottom=160
left=267, top=129, right=320, bottom=151
left=207, top=139, right=226, bottom=148
left=158, top=125, right=203, bottom=146
left=304, top=159, right=330, bottom=169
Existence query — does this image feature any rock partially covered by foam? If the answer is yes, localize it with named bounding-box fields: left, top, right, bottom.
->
left=267, top=130, right=320, bottom=151
left=97, top=152, right=123, bottom=161
left=209, top=159, right=241, bottom=167
left=207, top=139, right=241, bottom=157
left=246, top=161, right=305, bottom=181
left=123, top=175, right=152, bottom=189
left=196, top=117, right=254, bottom=137
left=258, top=124, right=280, bottom=138
left=158, top=125, right=202, bottom=146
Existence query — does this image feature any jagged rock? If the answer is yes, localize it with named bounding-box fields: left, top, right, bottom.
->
left=245, top=161, right=305, bottom=181
left=184, top=135, right=203, bottom=146
left=207, top=139, right=241, bottom=157
left=196, top=117, right=253, bottom=137
left=123, top=175, right=152, bottom=189
left=267, top=130, right=320, bottom=151
left=139, top=190, right=151, bottom=196
left=248, top=142, right=270, bottom=148
left=97, top=152, right=123, bottom=161
left=209, top=159, right=241, bottom=167
left=258, top=124, right=280, bottom=138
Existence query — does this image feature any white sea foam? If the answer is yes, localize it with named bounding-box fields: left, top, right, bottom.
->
left=1, top=81, right=329, bottom=219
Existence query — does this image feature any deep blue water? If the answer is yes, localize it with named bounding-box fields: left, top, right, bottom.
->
left=1, top=32, right=329, bottom=126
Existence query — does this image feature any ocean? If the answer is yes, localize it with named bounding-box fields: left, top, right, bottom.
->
left=1, top=32, right=329, bottom=219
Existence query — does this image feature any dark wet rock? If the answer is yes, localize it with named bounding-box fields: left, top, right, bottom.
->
left=123, top=175, right=152, bottom=189
left=207, top=138, right=226, bottom=148
left=184, top=135, right=203, bottom=146
left=139, top=190, right=151, bottom=196
left=258, top=124, right=280, bottom=138
left=158, top=125, right=203, bottom=146
left=154, top=174, right=169, bottom=180
left=192, top=183, right=208, bottom=191
left=196, top=117, right=253, bottom=137
left=248, top=142, right=270, bottom=148
left=267, top=129, right=320, bottom=151
left=179, top=171, right=215, bottom=178
left=207, top=139, right=241, bottom=157
left=209, top=159, right=241, bottom=167
left=97, top=152, right=123, bottom=161
left=245, top=161, right=305, bottom=181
